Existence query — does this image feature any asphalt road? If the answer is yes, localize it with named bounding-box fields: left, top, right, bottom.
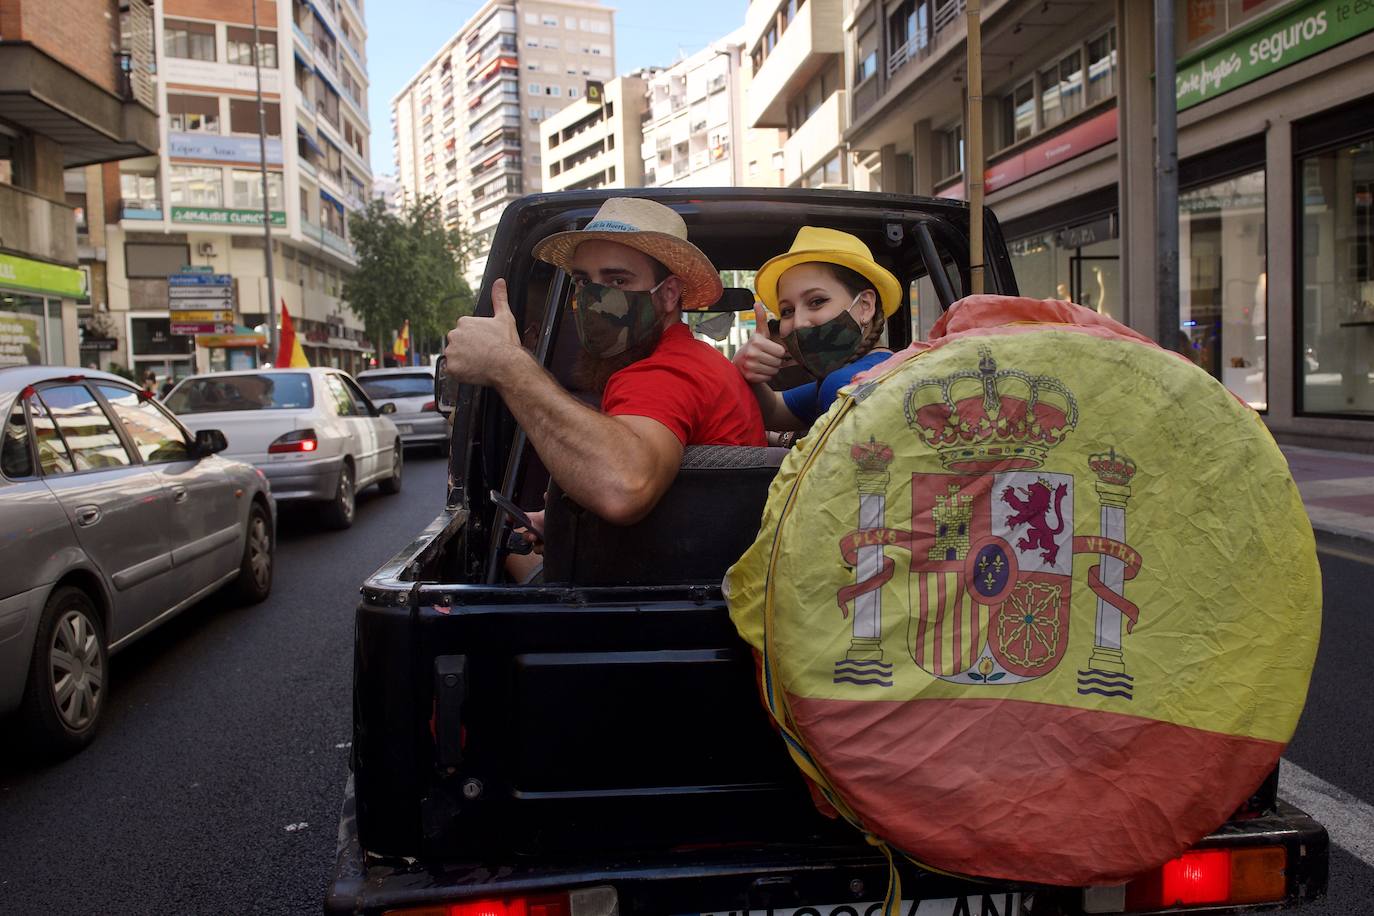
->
left=0, top=450, right=451, bottom=916
left=1, top=456, right=1372, bottom=915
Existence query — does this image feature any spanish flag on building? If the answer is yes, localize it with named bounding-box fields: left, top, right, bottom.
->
left=724, top=295, right=1320, bottom=888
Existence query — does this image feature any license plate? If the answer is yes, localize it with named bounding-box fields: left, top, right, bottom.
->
left=697, top=895, right=1022, bottom=916
left=397, top=423, right=413, bottom=434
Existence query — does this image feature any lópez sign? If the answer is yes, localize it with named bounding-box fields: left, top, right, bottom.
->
left=1176, top=0, right=1374, bottom=110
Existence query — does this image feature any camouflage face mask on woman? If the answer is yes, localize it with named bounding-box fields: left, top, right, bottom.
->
left=782, top=293, right=867, bottom=380
left=571, top=279, right=666, bottom=358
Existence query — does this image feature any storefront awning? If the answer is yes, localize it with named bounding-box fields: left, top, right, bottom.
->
left=319, top=188, right=346, bottom=213
left=297, top=126, right=325, bottom=157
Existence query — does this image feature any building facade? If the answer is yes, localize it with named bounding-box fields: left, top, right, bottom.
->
left=392, top=0, right=614, bottom=285
left=84, top=0, right=375, bottom=381
left=640, top=37, right=750, bottom=188
left=540, top=71, right=651, bottom=192
left=0, top=0, right=158, bottom=369
left=744, top=0, right=848, bottom=189
left=842, top=0, right=1374, bottom=452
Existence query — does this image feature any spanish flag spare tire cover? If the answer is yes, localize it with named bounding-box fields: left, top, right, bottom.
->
left=724, top=295, right=1320, bottom=887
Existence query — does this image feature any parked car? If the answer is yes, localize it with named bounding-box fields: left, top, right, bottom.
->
left=164, top=368, right=401, bottom=529
left=356, top=366, right=447, bottom=452
left=0, top=366, right=275, bottom=757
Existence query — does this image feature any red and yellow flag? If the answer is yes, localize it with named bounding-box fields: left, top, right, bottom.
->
left=275, top=301, right=310, bottom=368
left=725, top=295, right=1320, bottom=887
left=393, top=319, right=409, bottom=363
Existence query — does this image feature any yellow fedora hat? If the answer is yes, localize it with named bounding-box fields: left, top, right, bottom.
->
left=755, top=226, right=902, bottom=318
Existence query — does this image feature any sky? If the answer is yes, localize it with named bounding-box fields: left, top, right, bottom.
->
left=364, top=0, right=749, bottom=170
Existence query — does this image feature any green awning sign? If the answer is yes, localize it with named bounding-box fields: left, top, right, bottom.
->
left=0, top=252, right=86, bottom=298
left=1176, top=0, right=1374, bottom=111
left=171, top=207, right=287, bottom=227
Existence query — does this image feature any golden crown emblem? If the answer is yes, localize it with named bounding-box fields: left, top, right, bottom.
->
left=903, top=347, right=1078, bottom=472
left=1089, top=448, right=1137, bottom=486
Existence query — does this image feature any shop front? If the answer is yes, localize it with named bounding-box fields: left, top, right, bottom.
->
left=0, top=252, right=85, bottom=368
left=1003, top=187, right=1122, bottom=322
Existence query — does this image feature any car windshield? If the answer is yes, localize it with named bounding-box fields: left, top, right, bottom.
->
left=165, top=373, right=314, bottom=413
left=359, top=374, right=432, bottom=399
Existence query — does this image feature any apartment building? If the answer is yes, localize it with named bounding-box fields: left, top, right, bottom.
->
left=0, top=0, right=158, bottom=368
left=540, top=72, right=651, bottom=192
left=841, top=0, right=1374, bottom=450
left=392, top=0, right=614, bottom=286
left=86, top=0, right=375, bottom=379
left=639, top=37, right=749, bottom=188
left=743, top=0, right=847, bottom=189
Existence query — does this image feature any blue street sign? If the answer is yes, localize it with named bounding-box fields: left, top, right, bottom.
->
left=168, top=273, right=232, bottom=287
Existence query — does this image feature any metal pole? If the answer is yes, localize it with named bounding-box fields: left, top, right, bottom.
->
left=966, top=0, right=984, bottom=295
left=1154, top=0, right=1179, bottom=350
left=252, top=0, right=279, bottom=362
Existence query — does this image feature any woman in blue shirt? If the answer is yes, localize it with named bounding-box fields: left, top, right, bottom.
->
left=733, top=226, right=902, bottom=433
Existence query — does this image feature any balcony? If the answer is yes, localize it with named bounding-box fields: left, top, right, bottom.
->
left=745, top=0, right=843, bottom=128
left=782, top=90, right=847, bottom=186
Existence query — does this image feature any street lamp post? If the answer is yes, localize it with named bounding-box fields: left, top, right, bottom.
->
left=966, top=0, right=985, bottom=294
left=1155, top=0, right=1180, bottom=350
left=251, top=0, right=279, bottom=362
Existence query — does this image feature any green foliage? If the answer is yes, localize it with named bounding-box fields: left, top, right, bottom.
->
left=344, top=195, right=474, bottom=359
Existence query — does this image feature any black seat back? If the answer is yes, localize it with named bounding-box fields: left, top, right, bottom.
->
left=543, top=445, right=788, bottom=586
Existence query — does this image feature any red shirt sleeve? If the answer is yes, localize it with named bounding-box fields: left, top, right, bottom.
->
left=601, top=357, right=701, bottom=446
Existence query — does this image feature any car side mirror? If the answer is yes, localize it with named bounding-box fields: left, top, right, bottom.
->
left=379, top=402, right=397, bottom=415
left=433, top=357, right=457, bottom=417
left=194, top=428, right=228, bottom=456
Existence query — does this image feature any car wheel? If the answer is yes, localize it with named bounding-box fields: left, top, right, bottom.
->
left=19, top=586, right=107, bottom=759
left=233, top=502, right=273, bottom=603
left=321, top=460, right=356, bottom=529
left=379, top=445, right=403, bottom=495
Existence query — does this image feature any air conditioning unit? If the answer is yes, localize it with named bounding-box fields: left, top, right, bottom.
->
left=197, top=242, right=216, bottom=257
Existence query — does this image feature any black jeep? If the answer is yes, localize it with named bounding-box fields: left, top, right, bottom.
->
left=326, top=189, right=1327, bottom=916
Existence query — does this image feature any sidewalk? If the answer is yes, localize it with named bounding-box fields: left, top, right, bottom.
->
left=1281, top=445, right=1374, bottom=544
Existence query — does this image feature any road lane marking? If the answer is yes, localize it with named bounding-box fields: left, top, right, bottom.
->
left=1316, top=542, right=1374, bottom=568
left=1281, top=758, right=1374, bottom=868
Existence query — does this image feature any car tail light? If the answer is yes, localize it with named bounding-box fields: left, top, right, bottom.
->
left=383, top=886, right=616, bottom=916
left=1083, top=846, right=1287, bottom=913
left=422, top=400, right=437, bottom=411
left=268, top=429, right=319, bottom=453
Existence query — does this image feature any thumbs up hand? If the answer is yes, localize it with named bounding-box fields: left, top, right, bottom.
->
left=733, top=304, right=788, bottom=385
left=444, top=278, right=523, bottom=386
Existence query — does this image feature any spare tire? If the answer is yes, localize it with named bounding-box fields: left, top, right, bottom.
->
left=725, top=295, right=1320, bottom=886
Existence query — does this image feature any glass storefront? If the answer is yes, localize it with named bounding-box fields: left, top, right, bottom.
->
left=1179, top=169, right=1267, bottom=409
left=1008, top=215, right=1121, bottom=321
left=1300, top=138, right=1374, bottom=416
left=0, top=293, right=64, bottom=367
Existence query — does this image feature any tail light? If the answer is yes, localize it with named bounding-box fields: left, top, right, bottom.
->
left=422, top=400, right=437, bottom=411
left=268, top=429, right=319, bottom=453
left=1083, top=846, right=1287, bottom=913
left=383, top=886, right=616, bottom=916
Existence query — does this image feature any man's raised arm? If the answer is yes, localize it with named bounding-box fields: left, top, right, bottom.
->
left=444, top=278, right=682, bottom=525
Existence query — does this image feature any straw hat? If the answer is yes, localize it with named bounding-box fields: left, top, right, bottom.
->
left=533, top=198, right=724, bottom=311
left=755, top=226, right=902, bottom=318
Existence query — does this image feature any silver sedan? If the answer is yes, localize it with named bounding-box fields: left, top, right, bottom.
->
left=0, top=366, right=275, bottom=758
left=356, top=366, right=449, bottom=452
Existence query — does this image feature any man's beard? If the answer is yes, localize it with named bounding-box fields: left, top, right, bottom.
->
left=571, top=321, right=666, bottom=397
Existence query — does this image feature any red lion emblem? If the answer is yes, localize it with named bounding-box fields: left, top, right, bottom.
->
left=1001, top=479, right=1068, bottom=565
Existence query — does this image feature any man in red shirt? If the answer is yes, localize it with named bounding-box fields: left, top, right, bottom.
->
left=444, top=197, right=764, bottom=526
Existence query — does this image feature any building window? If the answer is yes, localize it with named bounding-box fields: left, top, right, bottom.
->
left=230, top=169, right=285, bottom=210
left=528, top=82, right=542, bottom=94
left=168, top=165, right=223, bottom=207
left=164, top=18, right=216, bottom=61
left=228, top=99, right=281, bottom=136
left=167, top=94, right=220, bottom=133
left=542, top=14, right=558, bottom=26
left=119, top=173, right=160, bottom=213
left=1002, top=80, right=1034, bottom=147
left=856, top=25, right=878, bottom=84
left=1085, top=28, right=1117, bottom=107
left=226, top=26, right=277, bottom=68
left=1301, top=138, right=1374, bottom=416
left=1041, top=50, right=1084, bottom=129
left=935, top=124, right=964, bottom=181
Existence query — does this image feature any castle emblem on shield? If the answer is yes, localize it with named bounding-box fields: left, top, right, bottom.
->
left=835, top=348, right=1145, bottom=697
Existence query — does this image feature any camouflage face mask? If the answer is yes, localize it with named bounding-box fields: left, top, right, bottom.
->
left=782, top=294, right=866, bottom=380
left=571, top=280, right=665, bottom=358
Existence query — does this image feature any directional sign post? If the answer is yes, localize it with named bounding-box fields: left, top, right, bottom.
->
left=169, top=272, right=235, bottom=335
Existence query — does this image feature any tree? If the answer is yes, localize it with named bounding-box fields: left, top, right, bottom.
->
left=344, top=195, right=474, bottom=362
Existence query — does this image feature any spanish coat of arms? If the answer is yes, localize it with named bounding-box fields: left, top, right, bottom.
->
left=834, top=348, right=1143, bottom=698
